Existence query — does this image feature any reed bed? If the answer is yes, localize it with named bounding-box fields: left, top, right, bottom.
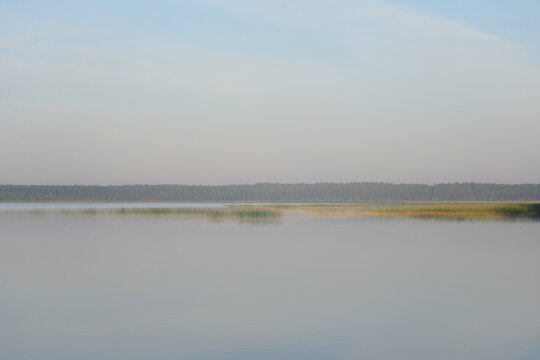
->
left=2, top=203, right=539, bottom=221
left=230, top=203, right=540, bottom=220
left=111, top=207, right=282, bottom=222
left=0, top=207, right=283, bottom=223
left=359, top=204, right=540, bottom=219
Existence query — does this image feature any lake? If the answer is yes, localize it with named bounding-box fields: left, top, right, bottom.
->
left=1, top=204, right=540, bottom=360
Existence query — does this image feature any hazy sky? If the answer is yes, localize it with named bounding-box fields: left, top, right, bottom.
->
left=1, top=0, right=539, bottom=185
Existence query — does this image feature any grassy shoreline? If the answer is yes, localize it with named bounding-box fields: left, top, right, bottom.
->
left=1, top=207, right=283, bottom=223
left=229, top=203, right=540, bottom=220
left=1, top=203, right=539, bottom=221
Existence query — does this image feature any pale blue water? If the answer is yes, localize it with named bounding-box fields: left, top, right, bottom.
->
left=0, top=202, right=231, bottom=210
left=1, top=207, right=540, bottom=360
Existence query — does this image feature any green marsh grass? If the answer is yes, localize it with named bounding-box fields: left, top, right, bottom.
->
left=0, top=206, right=283, bottom=223
left=110, top=207, right=282, bottom=223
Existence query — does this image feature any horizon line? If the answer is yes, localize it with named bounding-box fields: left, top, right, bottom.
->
left=2, top=182, right=539, bottom=187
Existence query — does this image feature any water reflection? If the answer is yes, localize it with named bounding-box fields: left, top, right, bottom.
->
left=1, top=213, right=539, bottom=359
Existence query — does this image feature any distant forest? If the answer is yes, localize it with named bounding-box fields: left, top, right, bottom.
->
left=1, top=183, right=540, bottom=202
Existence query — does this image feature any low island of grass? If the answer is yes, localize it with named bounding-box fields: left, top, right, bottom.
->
left=8, top=207, right=283, bottom=223
left=111, top=207, right=282, bottom=222
left=229, top=203, right=540, bottom=220
left=3, top=203, right=539, bottom=221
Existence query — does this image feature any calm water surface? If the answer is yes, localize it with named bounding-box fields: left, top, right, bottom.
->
left=1, top=206, right=539, bottom=360
left=0, top=202, right=231, bottom=210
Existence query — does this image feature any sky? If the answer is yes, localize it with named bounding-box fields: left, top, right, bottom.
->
left=1, top=0, right=539, bottom=185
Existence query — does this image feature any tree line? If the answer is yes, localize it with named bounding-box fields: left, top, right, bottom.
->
left=1, top=183, right=539, bottom=202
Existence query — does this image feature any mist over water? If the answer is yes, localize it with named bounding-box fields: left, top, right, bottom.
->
left=1, top=209, right=540, bottom=359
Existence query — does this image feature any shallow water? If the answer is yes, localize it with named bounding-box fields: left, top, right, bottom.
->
left=1, top=207, right=540, bottom=360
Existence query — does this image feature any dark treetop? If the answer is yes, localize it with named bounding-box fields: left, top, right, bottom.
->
left=1, top=183, right=540, bottom=202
